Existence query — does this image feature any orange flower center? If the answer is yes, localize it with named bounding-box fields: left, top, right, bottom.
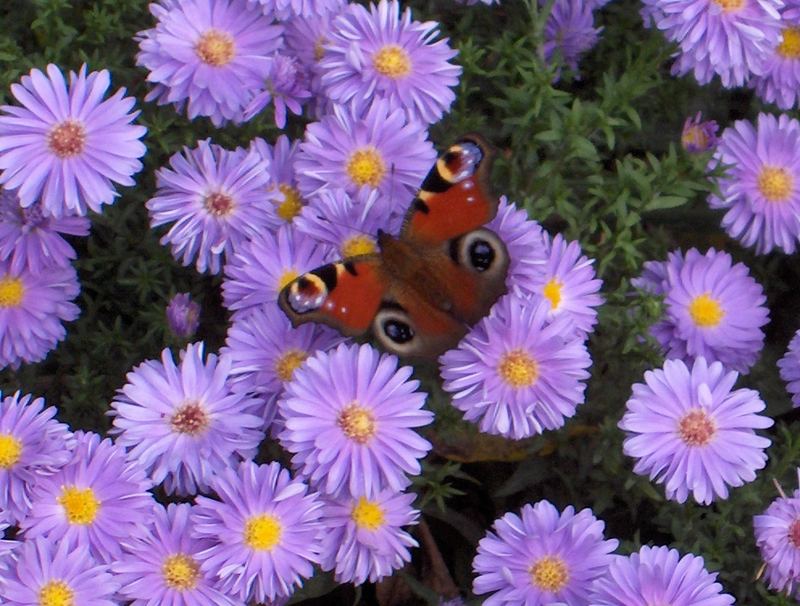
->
left=678, top=409, right=716, bottom=446
left=48, top=120, right=86, bottom=158
left=338, top=403, right=377, bottom=444
left=170, top=401, right=210, bottom=435
left=195, top=29, right=235, bottom=66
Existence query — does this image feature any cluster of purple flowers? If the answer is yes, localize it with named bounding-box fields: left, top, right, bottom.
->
left=0, top=64, right=147, bottom=369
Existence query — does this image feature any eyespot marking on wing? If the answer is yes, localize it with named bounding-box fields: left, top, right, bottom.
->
left=286, top=272, right=329, bottom=314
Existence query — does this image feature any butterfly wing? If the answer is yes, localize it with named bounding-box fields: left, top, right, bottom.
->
left=401, top=134, right=499, bottom=247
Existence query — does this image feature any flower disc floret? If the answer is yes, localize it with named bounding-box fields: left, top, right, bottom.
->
left=620, top=357, right=773, bottom=504
left=0, top=64, right=146, bottom=217
left=278, top=342, right=433, bottom=497
left=754, top=486, right=800, bottom=594
left=473, top=500, right=618, bottom=605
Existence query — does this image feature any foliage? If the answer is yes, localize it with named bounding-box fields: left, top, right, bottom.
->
left=2, top=0, right=799, bottom=603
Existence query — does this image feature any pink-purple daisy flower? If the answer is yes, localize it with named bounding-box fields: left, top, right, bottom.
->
left=0, top=259, right=80, bottom=370
left=2, top=537, right=118, bottom=606
left=620, top=357, right=772, bottom=504
left=147, top=139, right=276, bottom=274
left=222, top=225, right=333, bottom=319
left=285, top=7, right=343, bottom=86
left=473, top=500, right=618, bottom=605
left=643, top=0, right=783, bottom=87
left=542, top=0, right=602, bottom=76
left=754, top=479, right=800, bottom=594
left=223, top=304, right=344, bottom=427
left=110, top=342, right=263, bottom=495
left=114, top=503, right=239, bottom=606
left=319, top=0, right=461, bottom=125
left=0, top=190, right=90, bottom=273
left=0, top=391, right=74, bottom=524
left=19, top=430, right=155, bottom=563
left=779, top=329, right=800, bottom=407
left=590, top=545, right=734, bottom=605
left=250, top=135, right=306, bottom=225
left=636, top=248, right=768, bottom=373
left=0, top=64, right=146, bottom=217
left=191, top=460, right=323, bottom=603
left=166, top=292, right=201, bottom=339
left=751, top=1, right=800, bottom=109
left=278, top=342, right=433, bottom=498
left=319, top=488, right=419, bottom=585
left=681, top=111, right=719, bottom=153
left=294, top=98, right=436, bottom=206
left=136, top=0, right=283, bottom=126
left=294, top=187, right=403, bottom=258
left=440, top=294, right=592, bottom=439
left=243, top=54, right=312, bottom=127
left=249, top=0, right=344, bottom=19
left=708, top=113, right=800, bottom=255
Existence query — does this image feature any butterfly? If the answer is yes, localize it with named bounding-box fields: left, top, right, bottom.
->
left=278, top=134, right=509, bottom=359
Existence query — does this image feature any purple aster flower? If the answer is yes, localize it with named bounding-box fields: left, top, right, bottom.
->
left=0, top=259, right=80, bottom=370
left=473, top=500, right=618, bottom=605
left=0, top=391, right=74, bottom=525
left=19, top=430, right=155, bottom=564
left=486, top=197, right=548, bottom=293
left=519, top=233, right=603, bottom=337
left=110, top=342, right=263, bottom=495
left=249, top=0, right=344, bottom=19
left=643, top=0, right=783, bottom=87
left=780, top=330, right=800, bottom=407
left=147, top=139, right=276, bottom=274
left=166, top=292, right=200, bottom=339
left=751, top=2, right=800, bottom=108
left=440, top=294, right=592, bottom=440
left=191, top=460, right=323, bottom=603
left=708, top=113, right=800, bottom=255
left=250, top=135, right=306, bottom=225
left=660, top=248, right=768, bottom=373
left=285, top=9, right=343, bottom=82
left=754, top=478, right=800, bottom=594
left=294, top=187, right=403, bottom=258
left=620, top=357, right=772, bottom=504
left=0, top=190, right=90, bottom=273
left=319, top=0, right=461, bottom=125
left=294, top=98, right=436, bottom=205
left=222, top=225, right=333, bottom=320
left=542, top=0, right=602, bottom=76
left=278, top=342, right=433, bottom=497
left=114, top=503, right=239, bottom=606
left=319, top=488, right=419, bottom=585
left=2, top=537, right=118, bottom=606
left=591, top=545, right=734, bottom=605
left=681, top=112, right=719, bottom=153
left=136, top=0, right=283, bottom=126
left=0, top=64, right=146, bottom=217
left=223, top=304, right=344, bottom=428
left=243, top=54, right=312, bottom=127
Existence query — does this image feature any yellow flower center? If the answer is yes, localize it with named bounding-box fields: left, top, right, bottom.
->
left=338, top=403, right=377, bottom=444
left=314, top=36, right=326, bottom=62
left=778, top=27, right=800, bottom=59
left=39, top=580, right=74, bottom=606
left=529, top=555, right=570, bottom=593
left=757, top=166, right=793, bottom=202
left=678, top=409, right=716, bottom=446
left=712, top=0, right=744, bottom=11
left=170, top=401, right=210, bottom=436
left=341, top=235, right=378, bottom=258
left=542, top=278, right=563, bottom=310
left=47, top=120, right=86, bottom=158
left=0, top=433, right=23, bottom=468
left=681, top=125, right=710, bottom=152
left=195, top=29, right=235, bottom=66
left=346, top=147, right=386, bottom=188
left=276, top=183, right=304, bottom=222
left=275, top=348, right=309, bottom=382
left=204, top=191, right=235, bottom=217
left=243, top=514, right=282, bottom=551
left=278, top=269, right=299, bottom=292
left=497, top=349, right=539, bottom=388
left=688, top=293, right=724, bottom=328
left=58, top=486, right=100, bottom=525
left=162, top=554, right=201, bottom=590
left=373, top=44, right=412, bottom=78
left=351, top=497, right=386, bottom=531
left=0, top=275, right=24, bottom=308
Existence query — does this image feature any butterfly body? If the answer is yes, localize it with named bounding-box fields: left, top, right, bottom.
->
left=279, top=135, right=509, bottom=359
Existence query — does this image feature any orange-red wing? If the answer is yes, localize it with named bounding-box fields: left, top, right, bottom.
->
left=278, top=258, right=385, bottom=336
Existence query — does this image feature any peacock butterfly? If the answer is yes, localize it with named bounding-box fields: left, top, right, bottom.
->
left=278, top=134, right=509, bottom=359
